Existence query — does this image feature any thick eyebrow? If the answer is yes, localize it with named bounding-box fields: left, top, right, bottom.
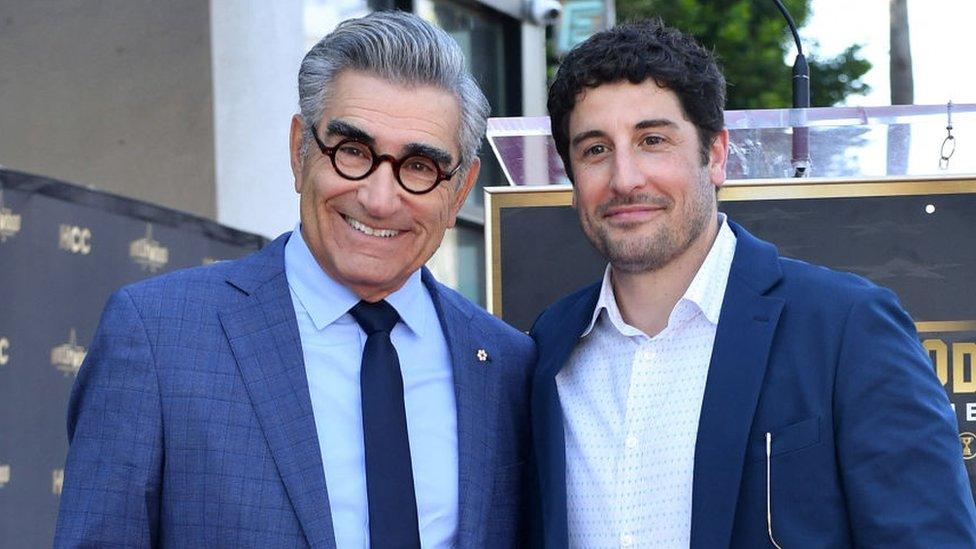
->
left=402, top=143, right=454, bottom=168
left=570, top=118, right=679, bottom=148
left=324, top=119, right=454, bottom=167
left=570, top=129, right=605, bottom=149
left=324, top=119, right=374, bottom=145
left=634, top=118, right=678, bottom=131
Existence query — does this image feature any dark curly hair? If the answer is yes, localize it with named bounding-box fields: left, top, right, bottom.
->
left=548, top=19, right=726, bottom=181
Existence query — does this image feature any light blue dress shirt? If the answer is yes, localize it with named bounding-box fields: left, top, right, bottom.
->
left=284, top=227, right=459, bottom=548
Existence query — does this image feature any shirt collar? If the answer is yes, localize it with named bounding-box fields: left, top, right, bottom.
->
left=684, top=212, right=736, bottom=325
left=284, top=225, right=428, bottom=336
left=580, top=213, right=737, bottom=338
left=581, top=265, right=641, bottom=338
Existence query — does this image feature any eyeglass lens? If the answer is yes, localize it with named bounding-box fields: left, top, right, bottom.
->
left=333, top=140, right=441, bottom=192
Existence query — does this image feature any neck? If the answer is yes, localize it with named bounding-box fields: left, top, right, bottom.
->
left=611, top=215, right=720, bottom=336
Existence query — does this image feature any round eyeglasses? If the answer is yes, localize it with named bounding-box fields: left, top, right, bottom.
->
left=310, top=124, right=462, bottom=194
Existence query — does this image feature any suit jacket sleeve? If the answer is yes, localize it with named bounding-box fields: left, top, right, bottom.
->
left=54, top=289, right=163, bottom=548
left=834, top=286, right=976, bottom=546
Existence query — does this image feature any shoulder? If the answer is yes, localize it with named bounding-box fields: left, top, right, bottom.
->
left=762, top=256, right=919, bottom=369
left=532, top=280, right=601, bottom=335
left=426, top=275, right=534, bottom=357
left=728, top=221, right=896, bottom=312
left=772, top=255, right=900, bottom=312
left=113, top=239, right=281, bottom=321
left=728, top=220, right=899, bottom=315
left=118, top=259, right=238, bottom=306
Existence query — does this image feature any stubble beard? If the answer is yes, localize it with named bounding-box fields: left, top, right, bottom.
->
left=580, top=170, right=715, bottom=274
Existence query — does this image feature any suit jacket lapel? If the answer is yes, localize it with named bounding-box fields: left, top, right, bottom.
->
left=423, top=270, right=494, bottom=547
left=531, top=283, right=601, bottom=549
left=690, top=222, right=784, bottom=549
left=218, top=235, right=336, bottom=549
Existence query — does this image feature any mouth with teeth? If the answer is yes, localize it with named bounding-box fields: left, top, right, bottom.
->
left=343, top=214, right=401, bottom=238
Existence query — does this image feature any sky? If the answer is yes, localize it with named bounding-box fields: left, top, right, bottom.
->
left=804, top=0, right=976, bottom=106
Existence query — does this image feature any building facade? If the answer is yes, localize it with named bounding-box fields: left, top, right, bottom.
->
left=0, top=0, right=555, bottom=305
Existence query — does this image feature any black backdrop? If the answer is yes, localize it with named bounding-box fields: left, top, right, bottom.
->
left=0, top=168, right=267, bottom=547
left=490, top=182, right=976, bottom=498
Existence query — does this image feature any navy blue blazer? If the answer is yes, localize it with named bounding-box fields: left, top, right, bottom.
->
left=55, top=233, right=535, bottom=548
left=530, top=221, right=976, bottom=548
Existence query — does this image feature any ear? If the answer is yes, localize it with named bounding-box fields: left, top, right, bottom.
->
left=289, top=114, right=306, bottom=193
left=447, top=157, right=480, bottom=228
left=707, top=128, right=730, bottom=189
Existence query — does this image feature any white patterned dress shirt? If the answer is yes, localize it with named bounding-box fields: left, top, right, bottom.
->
left=556, top=214, right=736, bottom=548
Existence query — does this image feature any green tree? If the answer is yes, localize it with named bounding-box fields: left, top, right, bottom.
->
left=612, top=0, right=871, bottom=108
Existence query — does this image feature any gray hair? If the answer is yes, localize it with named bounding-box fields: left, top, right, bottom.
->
left=298, top=10, right=490, bottom=173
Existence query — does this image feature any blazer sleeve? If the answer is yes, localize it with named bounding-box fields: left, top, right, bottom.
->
left=834, top=286, right=976, bottom=546
left=53, top=288, right=163, bottom=548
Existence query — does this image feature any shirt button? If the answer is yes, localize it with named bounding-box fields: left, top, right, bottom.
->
left=625, top=435, right=638, bottom=450
left=620, top=533, right=634, bottom=547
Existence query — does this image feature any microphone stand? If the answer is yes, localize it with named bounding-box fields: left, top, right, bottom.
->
left=772, top=0, right=810, bottom=177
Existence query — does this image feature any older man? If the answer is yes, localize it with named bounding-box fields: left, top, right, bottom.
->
left=55, top=11, right=534, bottom=548
left=530, top=19, right=976, bottom=548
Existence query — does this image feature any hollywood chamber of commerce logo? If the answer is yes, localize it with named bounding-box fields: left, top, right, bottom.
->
left=0, top=336, right=9, bottom=366
left=130, top=223, right=169, bottom=272
left=58, top=224, right=92, bottom=255
left=51, top=329, right=87, bottom=376
left=961, top=432, right=976, bottom=461
left=920, top=327, right=976, bottom=461
left=0, top=190, right=23, bottom=242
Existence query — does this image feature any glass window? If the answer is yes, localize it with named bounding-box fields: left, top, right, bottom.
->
left=416, top=0, right=522, bottom=223
left=426, top=220, right=486, bottom=306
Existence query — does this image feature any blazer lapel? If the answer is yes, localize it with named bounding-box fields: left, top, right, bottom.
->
left=218, top=235, right=336, bottom=549
left=422, top=268, right=498, bottom=547
left=690, top=222, right=784, bottom=549
left=423, top=270, right=494, bottom=547
left=531, top=283, right=600, bottom=549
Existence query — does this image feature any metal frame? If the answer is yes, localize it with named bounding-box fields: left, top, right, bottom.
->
left=484, top=174, right=976, bottom=327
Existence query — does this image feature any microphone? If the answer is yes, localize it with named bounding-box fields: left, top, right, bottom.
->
left=772, top=0, right=810, bottom=177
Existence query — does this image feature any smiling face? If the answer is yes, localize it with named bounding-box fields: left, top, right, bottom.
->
left=568, top=79, right=728, bottom=274
left=289, top=70, right=478, bottom=301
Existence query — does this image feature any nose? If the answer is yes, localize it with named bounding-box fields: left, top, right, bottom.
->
left=356, top=159, right=401, bottom=218
left=608, top=147, right=646, bottom=195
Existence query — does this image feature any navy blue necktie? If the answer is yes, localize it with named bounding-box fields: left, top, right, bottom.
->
left=349, top=300, right=421, bottom=549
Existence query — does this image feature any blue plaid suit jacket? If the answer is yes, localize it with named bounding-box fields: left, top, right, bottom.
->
left=54, top=233, right=535, bottom=548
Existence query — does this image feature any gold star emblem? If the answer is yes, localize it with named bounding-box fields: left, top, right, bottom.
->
left=476, top=349, right=488, bottom=362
